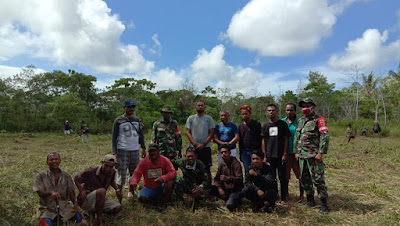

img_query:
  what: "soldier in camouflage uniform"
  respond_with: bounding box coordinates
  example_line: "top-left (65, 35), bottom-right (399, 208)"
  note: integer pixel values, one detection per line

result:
top-left (294, 98), bottom-right (330, 214)
top-left (151, 106), bottom-right (183, 169)
top-left (174, 147), bottom-right (208, 200)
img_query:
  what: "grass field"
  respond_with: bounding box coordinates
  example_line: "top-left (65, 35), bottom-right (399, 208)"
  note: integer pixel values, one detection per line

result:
top-left (1, 132), bottom-right (399, 226)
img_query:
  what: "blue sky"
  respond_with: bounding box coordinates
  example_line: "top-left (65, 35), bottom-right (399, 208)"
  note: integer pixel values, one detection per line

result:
top-left (0, 0), bottom-right (399, 96)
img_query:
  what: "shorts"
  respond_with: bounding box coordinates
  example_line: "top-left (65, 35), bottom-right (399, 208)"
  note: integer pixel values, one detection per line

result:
top-left (138, 184), bottom-right (164, 198)
top-left (80, 190), bottom-right (120, 213)
top-left (196, 147), bottom-right (212, 169)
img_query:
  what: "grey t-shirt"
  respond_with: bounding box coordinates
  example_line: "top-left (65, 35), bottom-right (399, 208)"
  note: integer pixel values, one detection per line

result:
top-left (186, 114), bottom-right (215, 148)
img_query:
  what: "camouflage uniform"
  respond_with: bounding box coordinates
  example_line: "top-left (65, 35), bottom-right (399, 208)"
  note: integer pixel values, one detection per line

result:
top-left (174, 159), bottom-right (208, 198)
top-left (294, 98), bottom-right (329, 200)
top-left (151, 106), bottom-right (182, 161)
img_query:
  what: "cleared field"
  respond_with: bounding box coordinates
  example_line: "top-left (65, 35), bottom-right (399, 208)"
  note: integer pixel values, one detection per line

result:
top-left (0, 132), bottom-right (399, 226)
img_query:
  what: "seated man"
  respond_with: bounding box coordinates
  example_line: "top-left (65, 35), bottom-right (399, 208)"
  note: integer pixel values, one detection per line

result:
top-left (210, 144), bottom-right (243, 211)
top-left (130, 143), bottom-right (176, 206)
top-left (33, 152), bottom-right (82, 226)
top-left (175, 147), bottom-right (208, 200)
top-left (74, 154), bottom-right (122, 226)
top-left (241, 151), bottom-right (277, 213)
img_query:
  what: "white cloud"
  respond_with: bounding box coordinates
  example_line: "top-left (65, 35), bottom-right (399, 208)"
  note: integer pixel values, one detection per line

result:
top-left (327, 29), bottom-right (400, 70)
top-left (0, 0), bottom-right (154, 75)
top-left (191, 44), bottom-right (263, 95)
top-left (148, 68), bottom-right (182, 91)
top-left (0, 65), bottom-right (46, 79)
top-left (225, 0), bottom-right (345, 56)
top-left (149, 34), bottom-right (162, 56)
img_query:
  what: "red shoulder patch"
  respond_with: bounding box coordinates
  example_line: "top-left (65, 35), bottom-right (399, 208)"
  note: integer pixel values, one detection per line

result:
top-left (318, 116), bottom-right (328, 133)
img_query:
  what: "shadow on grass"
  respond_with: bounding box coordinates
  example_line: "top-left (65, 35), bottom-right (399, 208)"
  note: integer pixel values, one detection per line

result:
top-left (329, 193), bottom-right (382, 214)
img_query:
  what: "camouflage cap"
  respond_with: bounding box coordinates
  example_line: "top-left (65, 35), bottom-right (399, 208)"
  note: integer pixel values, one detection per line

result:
top-left (299, 97), bottom-right (316, 107)
top-left (160, 105), bottom-right (173, 113)
top-left (148, 143), bottom-right (160, 151)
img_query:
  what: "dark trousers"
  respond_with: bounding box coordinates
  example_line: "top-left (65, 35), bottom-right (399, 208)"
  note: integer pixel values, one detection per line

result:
top-left (268, 157), bottom-right (288, 201)
top-left (210, 185), bottom-right (242, 211)
top-left (242, 186), bottom-right (277, 207)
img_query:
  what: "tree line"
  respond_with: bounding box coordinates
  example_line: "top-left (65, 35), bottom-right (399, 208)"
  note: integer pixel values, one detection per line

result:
top-left (1, 64), bottom-right (399, 134)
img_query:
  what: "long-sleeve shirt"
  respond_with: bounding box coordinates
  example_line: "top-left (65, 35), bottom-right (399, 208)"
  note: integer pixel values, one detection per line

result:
top-left (130, 155), bottom-right (177, 189)
top-left (151, 118), bottom-right (182, 159)
top-left (214, 157), bottom-right (243, 191)
top-left (294, 112), bottom-right (330, 158)
top-left (244, 163), bottom-right (276, 192)
top-left (112, 115), bottom-right (145, 154)
top-left (239, 119), bottom-right (262, 151)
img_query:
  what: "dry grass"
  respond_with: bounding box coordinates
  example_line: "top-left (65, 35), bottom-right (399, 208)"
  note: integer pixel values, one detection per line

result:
top-left (0, 132), bottom-right (399, 226)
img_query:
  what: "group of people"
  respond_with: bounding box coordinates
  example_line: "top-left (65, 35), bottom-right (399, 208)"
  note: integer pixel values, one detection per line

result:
top-left (35, 97), bottom-right (330, 226)
top-left (63, 120), bottom-right (90, 143)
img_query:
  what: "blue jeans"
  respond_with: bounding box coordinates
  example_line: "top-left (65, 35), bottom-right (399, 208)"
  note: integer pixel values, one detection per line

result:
top-left (240, 149), bottom-right (253, 177)
top-left (138, 184), bottom-right (164, 198)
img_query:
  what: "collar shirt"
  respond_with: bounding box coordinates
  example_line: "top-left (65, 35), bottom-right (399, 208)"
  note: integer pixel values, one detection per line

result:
top-left (33, 169), bottom-right (76, 220)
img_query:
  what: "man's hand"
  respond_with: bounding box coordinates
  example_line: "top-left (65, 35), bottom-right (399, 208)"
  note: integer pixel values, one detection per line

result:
top-left (51, 191), bottom-right (61, 200)
top-left (282, 153), bottom-right (287, 163)
top-left (295, 153), bottom-right (299, 161)
top-left (220, 175), bottom-right (229, 182)
top-left (192, 188), bottom-right (202, 198)
top-left (154, 176), bottom-right (164, 184)
top-left (141, 149), bottom-right (146, 158)
top-left (115, 189), bottom-right (123, 202)
top-left (197, 143), bottom-right (205, 151)
top-left (72, 202), bottom-right (79, 213)
top-left (249, 169), bottom-right (257, 177)
top-left (257, 190), bottom-right (265, 198)
top-left (79, 190), bottom-right (87, 202)
top-left (315, 153), bottom-right (322, 161)
top-left (113, 153), bottom-right (118, 161)
top-left (218, 188), bottom-right (225, 198)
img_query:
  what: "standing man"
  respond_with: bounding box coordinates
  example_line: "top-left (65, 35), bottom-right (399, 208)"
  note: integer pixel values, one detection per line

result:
top-left (294, 98), bottom-right (330, 214)
top-left (238, 105), bottom-right (262, 177)
top-left (261, 104), bottom-right (290, 204)
top-left (64, 120), bottom-right (71, 135)
top-left (210, 144), bottom-right (243, 211)
top-left (112, 100), bottom-right (146, 198)
top-left (282, 103), bottom-right (304, 202)
top-left (213, 110), bottom-right (239, 164)
top-left (81, 120), bottom-right (90, 143)
top-left (74, 154), bottom-right (122, 226)
top-left (186, 100), bottom-right (215, 185)
top-left (151, 105), bottom-right (182, 168)
top-left (361, 125), bottom-right (367, 136)
top-left (33, 152), bottom-right (82, 225)
top-left (130, 143), bottom-right (176, 206)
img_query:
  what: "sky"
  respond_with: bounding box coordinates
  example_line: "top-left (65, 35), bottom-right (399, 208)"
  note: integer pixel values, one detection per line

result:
top-left (1, 0), bottom-right (400, 96)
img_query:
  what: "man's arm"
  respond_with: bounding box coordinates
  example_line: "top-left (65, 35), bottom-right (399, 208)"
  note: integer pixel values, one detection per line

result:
top-left (160, 159), bottom-right (178, 183)
top-left (111, 119), bottom-right (119, 155)
top-left (228, 133), bottom-right (239, 146)
top-left (186, 128), bottom-right (198, 147)
top-left (151, 122), bottom-right (157, 143)
top-left (261, 137), bottom-right (267, 162)
top-left (230, 160), bottom-right (244, 183)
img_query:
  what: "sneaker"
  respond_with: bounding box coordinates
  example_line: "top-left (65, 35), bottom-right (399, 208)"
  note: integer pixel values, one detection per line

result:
top-left (127, 192), bottom-right (134, 198)
top-left (319, 204), bottom-right (330, 214)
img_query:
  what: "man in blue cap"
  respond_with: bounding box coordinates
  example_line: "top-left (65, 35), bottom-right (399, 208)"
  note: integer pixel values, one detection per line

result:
top-left (112, 100), bottom-right (146, 199)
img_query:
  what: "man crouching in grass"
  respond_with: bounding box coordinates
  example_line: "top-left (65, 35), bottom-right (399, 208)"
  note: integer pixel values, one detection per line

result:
top-left (130, 143), bottom-right (176, 208)
top-left (74, 154), bottom-right (122, 226)
top-left (242, 151), bottom-right (278, 213)
top-left (174, 147), bottom-right (208, 201)
top-left (209, 144), bottom-right (243, 211)
top-left (33, 152), bottom-right (82, 225)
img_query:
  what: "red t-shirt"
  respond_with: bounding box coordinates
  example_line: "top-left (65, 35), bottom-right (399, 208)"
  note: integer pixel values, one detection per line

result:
top-left (130, 155), bottom-right (176, 189)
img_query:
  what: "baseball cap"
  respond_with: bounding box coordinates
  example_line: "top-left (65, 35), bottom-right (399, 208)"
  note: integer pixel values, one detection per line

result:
top-left (102, 154), bottom-right (117, 163)
top-left (124, 100), bottom-right (136, 107)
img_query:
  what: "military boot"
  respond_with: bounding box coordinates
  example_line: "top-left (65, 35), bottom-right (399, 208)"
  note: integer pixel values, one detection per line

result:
top-left (306, 194), bottom-right (315, 207)
top-left (319, 198), bottom-right (330, 214)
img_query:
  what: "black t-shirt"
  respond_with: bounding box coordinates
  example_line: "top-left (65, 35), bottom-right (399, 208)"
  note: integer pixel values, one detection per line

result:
top-left (261, 119), bottom-right (290, 158)
top-left (239, 119), bottom-right (262, 151)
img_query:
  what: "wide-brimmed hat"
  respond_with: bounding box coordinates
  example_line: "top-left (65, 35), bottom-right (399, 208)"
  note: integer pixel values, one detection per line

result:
top-left (299, 97), bottom-right (316, 108)
top-left (160, 105), bottom-right (173, 113)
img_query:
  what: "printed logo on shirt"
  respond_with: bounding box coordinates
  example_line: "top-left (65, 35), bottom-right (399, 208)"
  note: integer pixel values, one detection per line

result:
top-left (269, 127), bottom-right (278, 136)
top-left (147, 168), bottom-right (163, 179)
